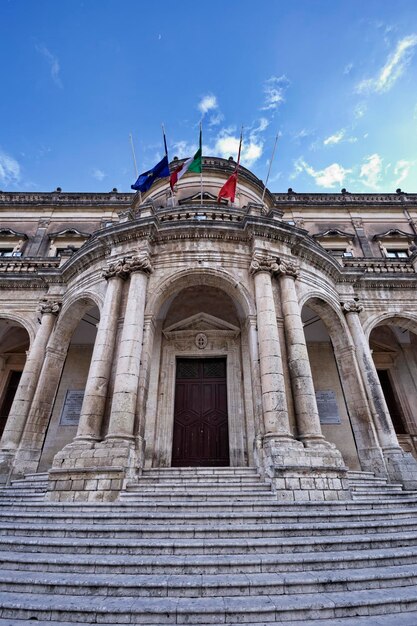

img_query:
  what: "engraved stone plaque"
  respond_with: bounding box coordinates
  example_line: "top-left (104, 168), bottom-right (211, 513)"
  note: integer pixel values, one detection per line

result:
top-left (59, 390), bottom-right (84, 426)
top-left (316, 390), bottom-right (341, 424)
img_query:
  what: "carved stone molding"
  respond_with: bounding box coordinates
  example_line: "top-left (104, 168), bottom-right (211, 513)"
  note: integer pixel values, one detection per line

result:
top-left (341, 300), bottom-right (364, 314)
top-left (38, 298), bottom-right (61, 316)
top-left (250, 255), bottom-right (279, 276)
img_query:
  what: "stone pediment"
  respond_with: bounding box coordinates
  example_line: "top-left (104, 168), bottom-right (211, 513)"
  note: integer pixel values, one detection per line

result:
top-left (178, 191), bottom-right (219, 205)
top-left (163, 313), bottom-right (240, 339)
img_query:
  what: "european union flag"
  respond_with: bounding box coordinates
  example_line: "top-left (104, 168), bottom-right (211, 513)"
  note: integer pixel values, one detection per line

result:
top-left (131, 155), bottom-right (170, 192)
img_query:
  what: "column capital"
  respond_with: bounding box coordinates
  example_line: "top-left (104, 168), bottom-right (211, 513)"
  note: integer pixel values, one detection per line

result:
top-left (38, 298), bottom-right (61, 316)
top-left (341, 299), bottom-right (364, 315)
top-left (103, 254), bottom-right (153, 281)
top-left (277, 260), bottom-right (299, 279)
top-left (250, 254), bottom-right (279, 276)
top-left (125, 254), bottom-right (153, 275)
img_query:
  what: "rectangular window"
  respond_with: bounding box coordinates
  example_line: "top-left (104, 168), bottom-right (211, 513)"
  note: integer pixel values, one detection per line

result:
top-left (386, 250), bottom-right (408, 258)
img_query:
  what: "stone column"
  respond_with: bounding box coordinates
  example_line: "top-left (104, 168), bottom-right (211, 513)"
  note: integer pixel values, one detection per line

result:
top-left (106, 254), bottom-right (152, 440)
top-left (75, 260), bottom-right (126, 441)
top-left (250, 255), bottom-right (293, 442)
top-left (342, 301), bottom-right (400, 451)
top-left (342, 300), bottom-right (417, 490)
top-left (0, 299), bottom-right (60, 452)
top-left (278, 261), bottom-right (326, 446)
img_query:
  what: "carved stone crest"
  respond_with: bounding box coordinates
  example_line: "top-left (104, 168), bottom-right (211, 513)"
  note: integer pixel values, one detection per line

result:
top-left (195, 332), bottom-right (208, 349)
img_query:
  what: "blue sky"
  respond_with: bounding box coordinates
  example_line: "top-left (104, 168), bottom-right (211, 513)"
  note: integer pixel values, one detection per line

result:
top-left (1, 0), bottom-right (417, 193)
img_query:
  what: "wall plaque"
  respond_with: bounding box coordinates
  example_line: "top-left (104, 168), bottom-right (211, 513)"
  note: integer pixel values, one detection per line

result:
top-left (59, 390), bottom-right (84, 426)
top-left (316, 390), bottom-right (341, 424)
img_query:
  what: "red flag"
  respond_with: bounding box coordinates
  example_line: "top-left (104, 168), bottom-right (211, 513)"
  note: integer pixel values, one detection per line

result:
top-left (217, 171), bottom-right (238, 202)
top-left (170, 163), bottom-right (183, 190)
top-left (217, 127), bottom-right (243, 203)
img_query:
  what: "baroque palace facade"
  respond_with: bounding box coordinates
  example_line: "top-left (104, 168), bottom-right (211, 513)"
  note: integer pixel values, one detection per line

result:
top-left (0, 156), bottom-right (417, 502)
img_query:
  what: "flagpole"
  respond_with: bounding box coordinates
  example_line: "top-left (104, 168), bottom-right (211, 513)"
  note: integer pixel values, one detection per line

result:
top-left (200, 122), bottom-right (203, 207)
top-left (129, 133), bottom-right (142, 205)
top-left (162, 123), bottom-right (176, 206)
top-left (261, 133), bottom-right (279, 206)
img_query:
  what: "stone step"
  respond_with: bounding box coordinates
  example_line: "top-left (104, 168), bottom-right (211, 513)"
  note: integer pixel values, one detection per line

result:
top-left (2, 544), bottom-right (417, 574)
top-left (0, 614), bottom-right (417, 626)
top-left (1, 586), bottom-right (417, 623)
top-left (3, 516), bottom-right (417, 538)
top-left (2, 505), bottom-right (417, 524)
top-left (3, 496), bottom-right (417, 512)
top-left (125, 485), bottom-right (273, 494)
top-left (1, 563), bottom-right (417, 597)
top-left (119, 491), bottom-right (278, 501)
top-left (2, 530), bottom-right (417, 555)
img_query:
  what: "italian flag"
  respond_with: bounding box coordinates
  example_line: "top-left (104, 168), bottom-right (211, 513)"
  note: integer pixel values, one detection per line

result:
top-left (170, 127), bottom-right (202, 190)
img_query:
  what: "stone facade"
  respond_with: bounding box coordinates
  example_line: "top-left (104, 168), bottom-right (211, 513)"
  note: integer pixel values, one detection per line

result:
top-left (1, 158), bottom-right (417, 500)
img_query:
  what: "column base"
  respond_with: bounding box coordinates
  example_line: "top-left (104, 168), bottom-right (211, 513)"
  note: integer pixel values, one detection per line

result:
top-left (261, 436), bottom-right (350, 502)
top-left (0, 450), bottom-right (15, 485)
top-left (48, 437), bottom-right (144, 502)
top-left (383, 447), bottom-right (417, 490)
top-left (356, 446), bottom-right (387, 478)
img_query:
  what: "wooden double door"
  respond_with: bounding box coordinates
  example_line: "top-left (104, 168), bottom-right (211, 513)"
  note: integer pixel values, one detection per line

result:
top-left (172, 357), bottom-right (229, 466)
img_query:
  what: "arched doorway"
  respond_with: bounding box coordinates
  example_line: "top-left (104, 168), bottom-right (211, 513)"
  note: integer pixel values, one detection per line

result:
top-left (301, 303), bottom-right (361, 470)
top-left (38, 304), bottom-right (99, 471)
top-left (370, 321), bottom-right (417, 458)
top-left (0, 319), bottom-right (30, 439)
top-left (144, 282), bottom-right (254, 468)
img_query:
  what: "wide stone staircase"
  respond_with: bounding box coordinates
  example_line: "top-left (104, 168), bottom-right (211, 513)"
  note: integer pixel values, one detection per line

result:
top-left (0, 467), bottom-right (417, 624)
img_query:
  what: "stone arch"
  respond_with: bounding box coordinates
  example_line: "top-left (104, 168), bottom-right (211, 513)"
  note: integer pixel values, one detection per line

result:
top-left (301, 293), bottom-right (384, 473)
top-left (145, 267), bottom-right (255, 321)
top-left (143, 267), bottom-right (255, 469)
top-left (48, 293), bottom-right (102, 353)
top-left (300, 292), bottom-right (352, 352)
top-left (0, 313), bottom-right (36, 347)
top-left (363, 312), bottom-right (417, 340)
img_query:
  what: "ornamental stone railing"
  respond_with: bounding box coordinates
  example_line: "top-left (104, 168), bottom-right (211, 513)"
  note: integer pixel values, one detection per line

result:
top-left (0, 258), bottom-right (61, 273)
top-left (342, 257), bottom-right (416, 273)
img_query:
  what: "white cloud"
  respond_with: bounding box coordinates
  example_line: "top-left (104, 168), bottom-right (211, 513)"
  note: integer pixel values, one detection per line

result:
top-left (256, 117), bottom-right (270, 132)
top-left (198, 94), bottom-right (218, 115)
top-left (0, 151), bottom-right (21, 186)
top-left (261, 75), bottom-right (289, 111)
top-left (171, 140), bottom-right (196, 159)
top-left (293, 128), bottom-right (314, 141)
top-left (359, 153), bottom-right (383, 189)
top-left (92, 168), bottom-right (106, 181)
top-left (344, 63), bottom-right (354, 75)
top-left (354, 102), bottom-right (367, 119)
top-left (323, 129), bottom-right (345, 146)
top-left (36, 44), bottom-right (63, 88)
top-left (214, 130), bottom-right (263, 167)
top-left (356, 34), bottom-right (417, 94)
top-left (208, 112), bottom-right (224, 127)
top-left (293, 158), bottom-right (351, 188)
top-left (394, 159), bottom-right (413, 186)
